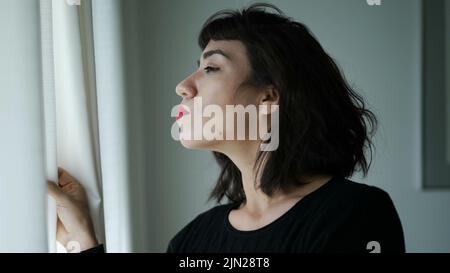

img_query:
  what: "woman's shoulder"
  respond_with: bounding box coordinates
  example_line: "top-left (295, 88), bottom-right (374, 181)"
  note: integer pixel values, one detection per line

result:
top-left (166, 203), bottom-right (234, 252)
top-left (317, 177), bottom-right (403, 236)
top-left (308, 176), bottom-right (401, 225)
top-left (338, 177), bottom-right (401, 222)
top-left (314, 177), bottom-right (405, 252)
top-left (328, 176), bottom-right (395, 205)
top-left (180, 203), bottom-right (232, 230)
top-left (190, 202), bottom-right (235, 226)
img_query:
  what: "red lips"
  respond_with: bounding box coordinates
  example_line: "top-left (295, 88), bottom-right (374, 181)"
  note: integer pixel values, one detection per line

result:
top-left (176, 104), bottom-right (189, 121)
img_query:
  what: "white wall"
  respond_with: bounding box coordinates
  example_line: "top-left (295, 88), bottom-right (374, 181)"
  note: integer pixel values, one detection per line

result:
top-left (120, 0), bottom-right (450, 252)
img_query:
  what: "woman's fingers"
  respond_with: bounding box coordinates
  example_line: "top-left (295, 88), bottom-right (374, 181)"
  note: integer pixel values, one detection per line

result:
top-left (58, 167), bottom-right (75, 187)
top-left (48, 168), bottom-right (98, 252)
top-left (54, 167), bottom-right (88, 204)
top-left (47, 181), bottom-right (66, 204)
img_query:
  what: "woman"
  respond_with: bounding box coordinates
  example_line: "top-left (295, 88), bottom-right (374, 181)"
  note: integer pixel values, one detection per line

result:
top-left (47, 3), bottom-right (405, 253)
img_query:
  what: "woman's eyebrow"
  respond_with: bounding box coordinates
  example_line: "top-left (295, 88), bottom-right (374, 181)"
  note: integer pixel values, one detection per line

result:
top-left (196, 49), bottom-right (232, 67)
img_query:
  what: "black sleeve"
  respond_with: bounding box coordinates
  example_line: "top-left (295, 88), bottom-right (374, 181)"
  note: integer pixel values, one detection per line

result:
top-left (322, 188), bottom-right (405, 253)
top-left (165, 224), bottom-right (190, 253)
top-left (165, 211), bottom-right (209, 253)
top-left (362, 188), bottom-right (405, 253)
top-left (166, 240), bottom-right (175, 253)
top-left (80, 244), bottom-right (105, 253)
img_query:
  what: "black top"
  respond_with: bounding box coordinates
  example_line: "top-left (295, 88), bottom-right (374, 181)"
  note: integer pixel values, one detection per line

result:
top-left (166, 176), bottom-right (405, 253)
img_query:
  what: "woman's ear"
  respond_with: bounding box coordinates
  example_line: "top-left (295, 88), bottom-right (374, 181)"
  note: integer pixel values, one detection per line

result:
top-left (259, 86), bottom-right (279, 115)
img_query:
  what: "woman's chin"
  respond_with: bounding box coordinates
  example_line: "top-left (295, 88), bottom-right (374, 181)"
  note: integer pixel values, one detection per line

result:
top-left (180, 138), bottom-right (219, 151)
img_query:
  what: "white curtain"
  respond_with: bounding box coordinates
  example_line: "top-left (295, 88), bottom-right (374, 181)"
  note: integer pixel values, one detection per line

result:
top-left (91, 0), bottom-right (133, 252)
top-left (44, 0), bottom-right (106, 252)
top-left (0, 0), bottom-right (131, 252)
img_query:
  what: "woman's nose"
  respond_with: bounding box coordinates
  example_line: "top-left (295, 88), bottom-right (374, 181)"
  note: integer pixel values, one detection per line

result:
top-left (175, 78), bottom-right (197, 99)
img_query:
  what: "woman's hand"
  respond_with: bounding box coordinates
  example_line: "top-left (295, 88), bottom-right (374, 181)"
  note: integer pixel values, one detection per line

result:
top-left (47, 167), bottom-right (98, 252)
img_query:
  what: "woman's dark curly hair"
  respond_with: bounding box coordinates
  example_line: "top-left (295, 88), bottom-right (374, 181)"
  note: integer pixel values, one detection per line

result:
top-left (199, 3), bottom-right (377, 204)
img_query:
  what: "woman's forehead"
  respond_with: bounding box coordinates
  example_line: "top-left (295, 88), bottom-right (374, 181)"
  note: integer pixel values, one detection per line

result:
top-left (202, 40), bottom-right (247, 59)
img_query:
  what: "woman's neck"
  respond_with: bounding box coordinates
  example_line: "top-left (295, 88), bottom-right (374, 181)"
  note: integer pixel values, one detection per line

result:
top-left (222, 141), bottom-right (332, 215)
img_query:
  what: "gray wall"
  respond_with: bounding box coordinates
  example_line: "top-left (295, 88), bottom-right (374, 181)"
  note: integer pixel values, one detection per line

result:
top-left (119, 0), bottom-right (450, 252)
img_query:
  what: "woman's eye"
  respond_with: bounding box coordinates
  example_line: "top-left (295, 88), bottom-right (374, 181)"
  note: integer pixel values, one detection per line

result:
top-left (204, 66), bottom-right (220, 74)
